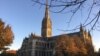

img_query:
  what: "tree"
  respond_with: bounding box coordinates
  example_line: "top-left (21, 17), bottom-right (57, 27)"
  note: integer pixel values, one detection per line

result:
top-left (32, 0), bottom-right (100, 31)
top-left (0, 50), bottom-right (16, 56)
top-left (0, 19), bottom-right (14, 51)
top-left (55, 35), bottom-right (88, 56)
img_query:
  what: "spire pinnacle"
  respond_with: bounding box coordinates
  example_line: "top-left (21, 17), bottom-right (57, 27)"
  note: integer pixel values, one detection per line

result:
top-left (80, 24), bottom-right (84, 32)
top-left (46, 0), bottom-right (48, 6)
top-left (45, 0), bottom-right (49, 19)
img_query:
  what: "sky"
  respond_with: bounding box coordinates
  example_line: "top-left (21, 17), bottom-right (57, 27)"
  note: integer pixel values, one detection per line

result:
top-left (0, 0), bottom-right (100, 51)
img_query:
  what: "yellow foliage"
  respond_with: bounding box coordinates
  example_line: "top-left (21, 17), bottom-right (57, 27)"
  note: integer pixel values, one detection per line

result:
top-left (0, 19), bottom-right (14, 50)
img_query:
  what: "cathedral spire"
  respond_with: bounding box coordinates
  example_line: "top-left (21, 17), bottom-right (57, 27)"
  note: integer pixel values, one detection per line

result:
top-left (41, 0), bottom-right (52, 37)
top-left (45, 0), bottom-right (50, 19)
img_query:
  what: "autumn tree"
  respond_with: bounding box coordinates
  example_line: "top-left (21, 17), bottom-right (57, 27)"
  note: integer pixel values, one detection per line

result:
top-left (0, 19), bottom-right (14, 51)
top-left (54, 35), bottom-right (95, 56)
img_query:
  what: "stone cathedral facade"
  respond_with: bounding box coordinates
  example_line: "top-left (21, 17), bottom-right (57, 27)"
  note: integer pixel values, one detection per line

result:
top-left (17, 1), bottom-right (94, 56)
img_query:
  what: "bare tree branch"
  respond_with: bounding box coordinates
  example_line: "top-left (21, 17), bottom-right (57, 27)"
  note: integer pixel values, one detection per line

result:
top-left (32, 0), bottom-right (100, 32)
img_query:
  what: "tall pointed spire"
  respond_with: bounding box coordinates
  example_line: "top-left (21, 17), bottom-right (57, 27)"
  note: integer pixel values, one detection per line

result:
top-left (45, 0), bottom-right (50, 19)
top-left (41, 0), bottom-right (52, 37)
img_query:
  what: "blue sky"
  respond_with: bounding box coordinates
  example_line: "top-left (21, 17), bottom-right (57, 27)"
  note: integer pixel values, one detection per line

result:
top-left (0, 0), bottom-right (100, 51)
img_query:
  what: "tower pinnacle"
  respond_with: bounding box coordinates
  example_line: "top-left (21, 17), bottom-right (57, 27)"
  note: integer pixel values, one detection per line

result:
top-left (45, 0), bottom-right (50, 19)
top-left (41, 0), bottom-right (52, 37)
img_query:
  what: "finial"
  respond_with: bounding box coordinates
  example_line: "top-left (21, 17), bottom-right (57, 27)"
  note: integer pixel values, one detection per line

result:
top-left (46, 0), bottom-right (49, 10)
top-left (44, 0), bottom-right (50, 19)
top-left (46, 0), bottom-right (48, 6)
top-left (80, 23), bottom-right (84, 32)
top-left (80, 23), bottom-right (83, 29)
top-left (45, 0), bottom-right (49, 9)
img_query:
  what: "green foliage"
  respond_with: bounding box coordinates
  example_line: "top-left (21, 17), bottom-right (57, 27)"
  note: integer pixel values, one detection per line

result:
top-left (0, 19), bottom-right (14, 50)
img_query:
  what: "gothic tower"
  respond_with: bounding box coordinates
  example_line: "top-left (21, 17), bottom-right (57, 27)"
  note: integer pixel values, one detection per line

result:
top-left (41, 0), bottom-right (52, 37)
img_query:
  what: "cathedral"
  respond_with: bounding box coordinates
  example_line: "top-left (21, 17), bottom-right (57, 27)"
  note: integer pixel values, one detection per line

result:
top-left (17, 0), bottom-right (94, 56)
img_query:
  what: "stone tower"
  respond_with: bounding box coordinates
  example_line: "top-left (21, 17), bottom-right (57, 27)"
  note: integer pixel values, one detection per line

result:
top-left (41, 0), bottom-right (52, 37)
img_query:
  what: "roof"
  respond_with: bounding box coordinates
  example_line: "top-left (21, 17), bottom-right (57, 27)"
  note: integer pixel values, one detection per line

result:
top-left (31, 31), bottom-right (80, 40)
